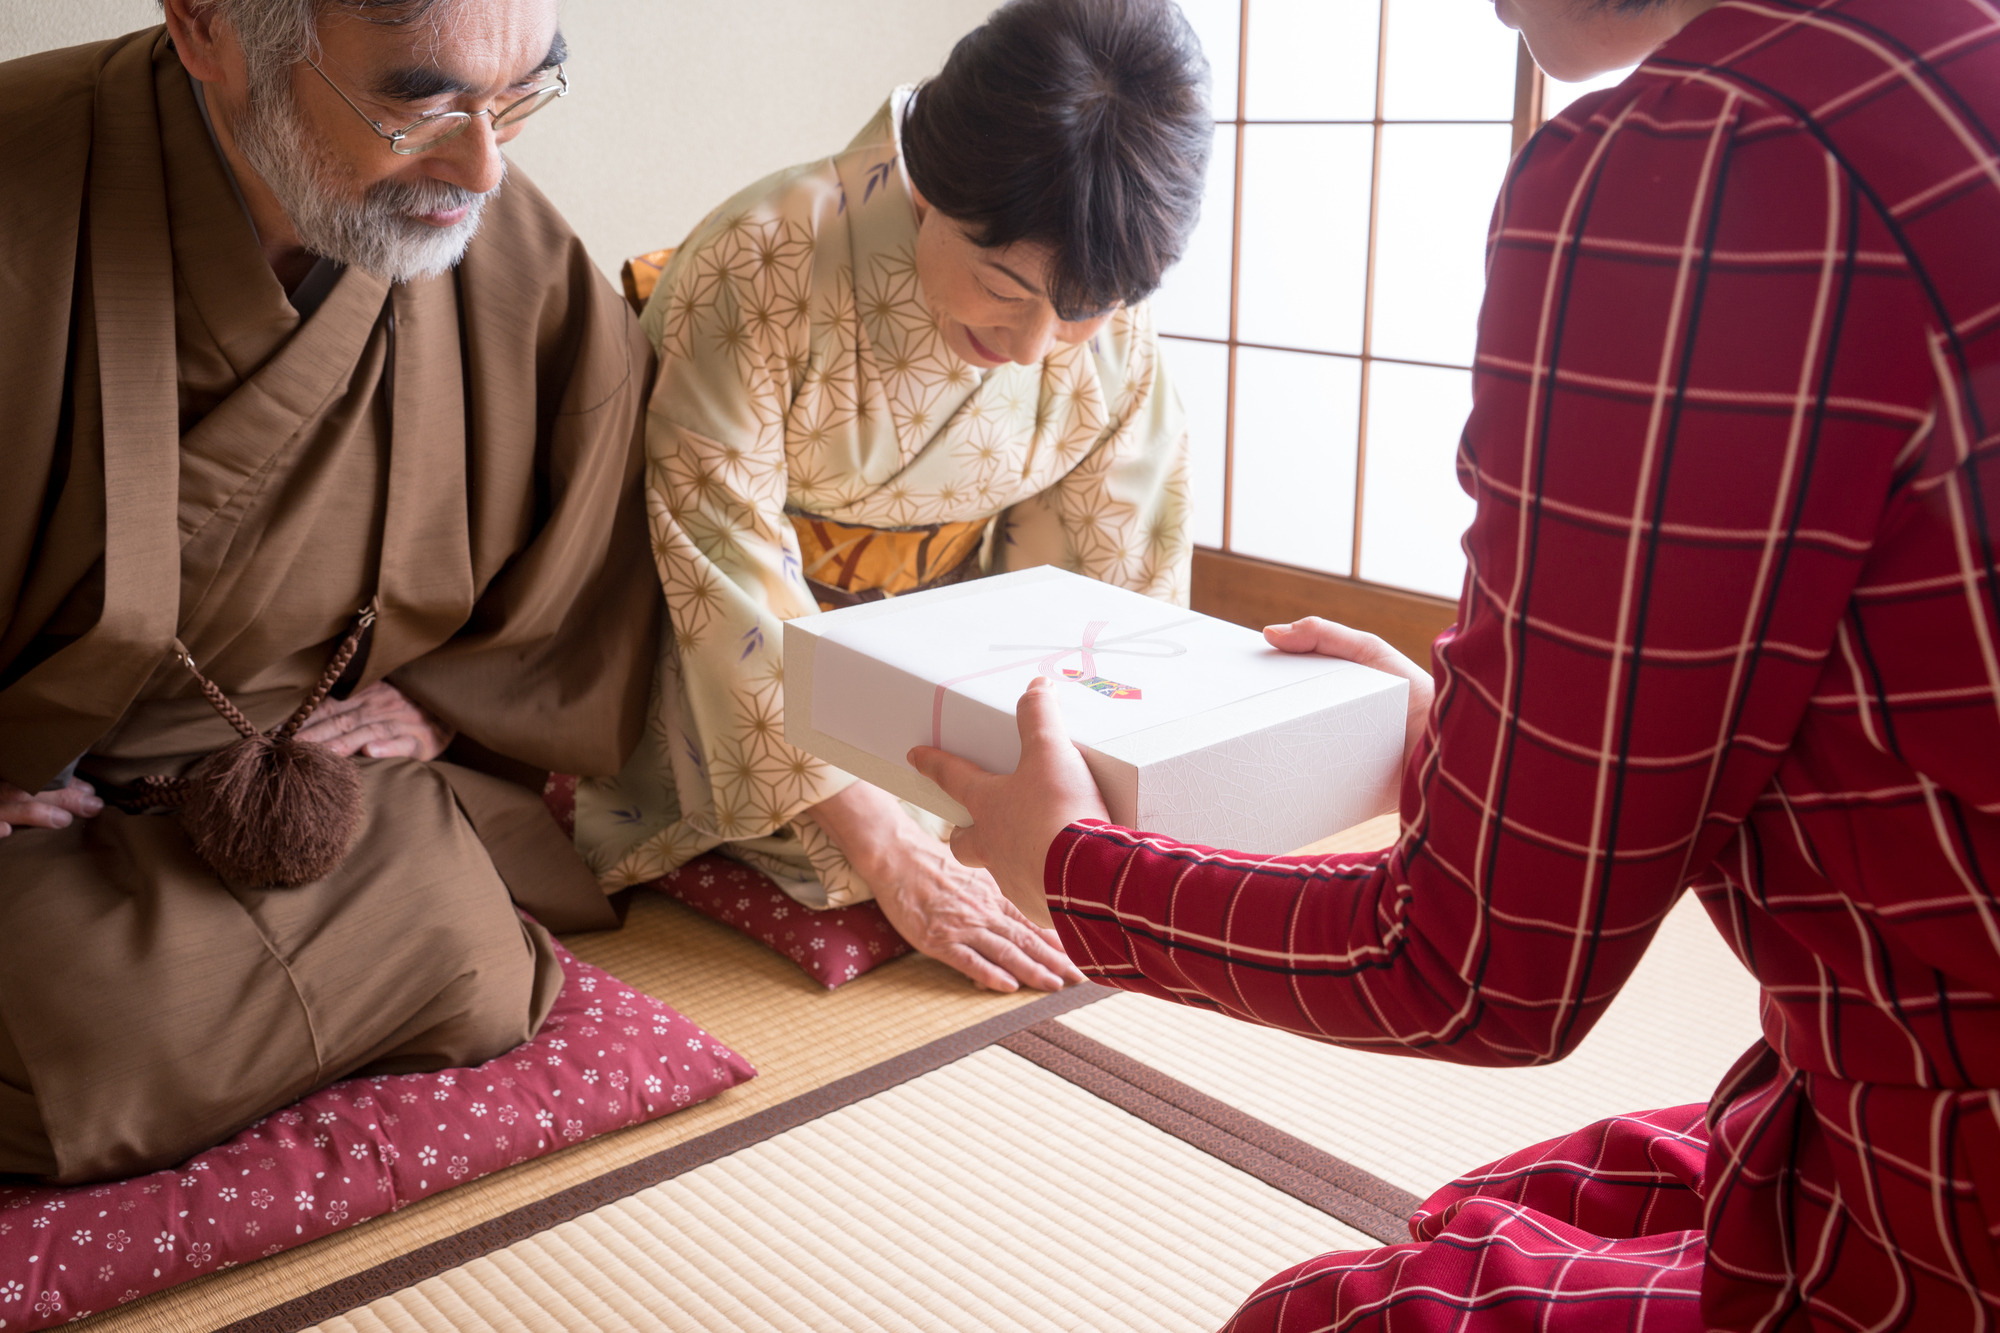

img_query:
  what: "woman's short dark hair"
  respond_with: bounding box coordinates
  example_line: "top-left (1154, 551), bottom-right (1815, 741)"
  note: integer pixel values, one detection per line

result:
top-left (900, 0), bottom-right (1212, 322)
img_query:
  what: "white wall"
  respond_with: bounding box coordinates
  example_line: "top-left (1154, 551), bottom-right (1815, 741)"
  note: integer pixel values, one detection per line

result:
top-left (0, 0), bottom-right (996, 278)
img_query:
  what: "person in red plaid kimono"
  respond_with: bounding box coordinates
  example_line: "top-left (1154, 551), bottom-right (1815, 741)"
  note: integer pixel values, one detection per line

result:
top-left (914, 0), bottom-right (2000, 1326)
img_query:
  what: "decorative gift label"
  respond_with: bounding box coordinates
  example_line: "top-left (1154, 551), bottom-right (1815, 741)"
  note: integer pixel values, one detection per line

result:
top-left (1062, 669), bottom-right (1142, 700)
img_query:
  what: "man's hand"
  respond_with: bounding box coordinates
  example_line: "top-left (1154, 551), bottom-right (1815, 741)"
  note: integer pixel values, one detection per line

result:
top-left (293, 680), bottom-right (455, 761)
top-left (0, 777), bottom-right (104, 838)
top-left (1264, 618), bottom-right (1434, 776)
top-left (806, 779), bottom-right (1085, 992)
top-left (908, 675), bottom-right (1110, 929)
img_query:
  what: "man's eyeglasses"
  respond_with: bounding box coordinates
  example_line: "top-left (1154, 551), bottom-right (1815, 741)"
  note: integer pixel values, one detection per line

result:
top-left (304, 57), bottom-right (569, 156)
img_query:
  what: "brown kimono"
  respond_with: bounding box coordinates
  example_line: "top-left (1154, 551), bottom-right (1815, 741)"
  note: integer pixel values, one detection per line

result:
top-left (0, 30), bottom-right (659, 1184)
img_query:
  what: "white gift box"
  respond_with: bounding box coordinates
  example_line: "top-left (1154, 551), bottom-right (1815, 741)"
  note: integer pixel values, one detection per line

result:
top-left (784, 567), bottom-right (1408, 854)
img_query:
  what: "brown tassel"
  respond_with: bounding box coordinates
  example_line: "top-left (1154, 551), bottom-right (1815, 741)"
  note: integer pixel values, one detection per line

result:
top-left (168, 609), bottom-right (375, 888)
top-left (179, 734), bottom-right (363, 887)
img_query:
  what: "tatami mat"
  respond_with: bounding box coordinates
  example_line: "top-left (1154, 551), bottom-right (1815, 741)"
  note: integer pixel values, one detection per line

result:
top-left (81, 895), bottom-right (1048, 1333)
top-left (1057, 891), bottom-right (1764, 1198)
top-left (79, 813), bottom-right (1765, 1331)
top-left (306, 1047), bottom-right (1373, 1333)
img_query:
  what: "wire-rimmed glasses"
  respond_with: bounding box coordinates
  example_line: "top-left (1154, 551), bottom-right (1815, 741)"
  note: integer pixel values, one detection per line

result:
top-left (304, 57), bottom-right (569, 155)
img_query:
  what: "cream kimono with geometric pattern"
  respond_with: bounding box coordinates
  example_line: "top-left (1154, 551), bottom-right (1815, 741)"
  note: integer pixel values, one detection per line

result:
top-left (576, 90), bottom-right (1191, 908)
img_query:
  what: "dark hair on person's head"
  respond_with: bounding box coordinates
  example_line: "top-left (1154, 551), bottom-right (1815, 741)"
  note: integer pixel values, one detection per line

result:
top-left (900, 0), bottom-right (1212, 322)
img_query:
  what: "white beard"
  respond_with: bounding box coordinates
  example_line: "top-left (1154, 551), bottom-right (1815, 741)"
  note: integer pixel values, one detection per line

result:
top-left (231, 66), bottom-right (501, 285)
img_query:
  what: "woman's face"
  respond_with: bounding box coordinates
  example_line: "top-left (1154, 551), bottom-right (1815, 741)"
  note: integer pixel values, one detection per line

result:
top-left (1493, 0), bottom-right (1715, 83)
top-left (912, 193), bottom-right (1116, 369)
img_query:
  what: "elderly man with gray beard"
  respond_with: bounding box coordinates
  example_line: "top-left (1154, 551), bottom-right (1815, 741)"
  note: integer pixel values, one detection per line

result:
top-left (0, 0), bottom-right (660, 1184)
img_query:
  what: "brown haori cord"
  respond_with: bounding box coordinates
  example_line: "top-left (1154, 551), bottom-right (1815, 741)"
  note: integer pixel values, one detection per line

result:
top-left (125, 606), bottom-right (377, 887)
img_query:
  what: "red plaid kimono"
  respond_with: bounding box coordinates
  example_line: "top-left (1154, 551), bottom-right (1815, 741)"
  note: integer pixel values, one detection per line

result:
top-left (1049, 2), bottom-right (2000, 1328)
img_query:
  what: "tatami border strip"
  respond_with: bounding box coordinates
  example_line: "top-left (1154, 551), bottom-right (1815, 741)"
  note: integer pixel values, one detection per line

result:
top-left (220, 984), bottom-right (1112, 1333)
top-left (1003, 1020), bottom-right (1422, 1244)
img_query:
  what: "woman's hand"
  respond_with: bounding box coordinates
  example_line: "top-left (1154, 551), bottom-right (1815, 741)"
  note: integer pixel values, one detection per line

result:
top-left (908, 675), bottom-right (1110, 929)
top-left (1264, 618), bottom-right (1434, 776)
top-left (0, 777), bottom-right (104, 838)
top-left (806, 779), bottom-right (1085, 992)
top-left (294, 681), bottom-right (455, 761)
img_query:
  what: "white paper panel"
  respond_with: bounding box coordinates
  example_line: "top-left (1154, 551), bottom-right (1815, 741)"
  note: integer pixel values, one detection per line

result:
top-left (1358, 360), bottom-right (1475, 597)
top-left (1244, 0), bottom-right (1380, 122)
top-left (1150, 126), bottom-right (1236, 341)
top-left (1381, 0), bottom-right (1520, 121)
top-left (1237, 124), bottom-right (1373, 356)
top-left (1542, 63), bottom-right (1638, 117)
top-left (1230, 347), bottom-right (1360, 575)
top-left (1368, 123), bottom-right (1512, 368)
top-left (1174, 0), bottom-right (1243, 116)
top-left (1161, 336), bottom-right (1230, 548)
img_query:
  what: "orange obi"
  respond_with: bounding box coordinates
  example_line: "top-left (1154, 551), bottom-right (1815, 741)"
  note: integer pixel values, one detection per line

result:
top-left (789, 512), bottom-right (990, 611)
top-left (620, 247), bottom-right (674, 313)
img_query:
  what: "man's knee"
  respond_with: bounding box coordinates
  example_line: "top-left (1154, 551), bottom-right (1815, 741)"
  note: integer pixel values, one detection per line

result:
top-left (0, 1010), bottom-right (55, 1178)
top-left (0, 762), bottom-right (553, 1183)
top-left (356, 911), bottom-right (556, 1076)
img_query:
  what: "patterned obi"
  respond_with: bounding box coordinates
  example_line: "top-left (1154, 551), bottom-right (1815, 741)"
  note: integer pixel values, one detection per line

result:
top-left (788, 511), bottom-right (989, 611)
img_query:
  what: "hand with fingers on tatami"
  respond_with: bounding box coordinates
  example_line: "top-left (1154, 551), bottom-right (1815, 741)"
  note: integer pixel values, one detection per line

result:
top-left (805, 779), bottom-right (1085, 991)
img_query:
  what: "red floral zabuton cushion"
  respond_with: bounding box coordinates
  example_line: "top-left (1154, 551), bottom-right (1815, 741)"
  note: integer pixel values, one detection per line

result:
top-left (0, 939), bottom-right (753, 1330)
top-left (656, 851), bottom-right (914, 988)
top-left (543, 774), bottom-right (912, 989)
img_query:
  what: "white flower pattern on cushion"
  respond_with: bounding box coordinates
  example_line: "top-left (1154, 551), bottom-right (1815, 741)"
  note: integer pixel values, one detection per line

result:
top-left (0, 937), bottom-right (754, 1333)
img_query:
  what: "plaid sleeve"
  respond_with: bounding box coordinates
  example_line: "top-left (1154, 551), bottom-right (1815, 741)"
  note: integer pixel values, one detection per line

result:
top-left (1048, 71), bottom-right (1934, 1067)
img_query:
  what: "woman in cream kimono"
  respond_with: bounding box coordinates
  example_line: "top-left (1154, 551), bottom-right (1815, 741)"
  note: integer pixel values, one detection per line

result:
top-left (579, 0), bottom-right (1211, 990)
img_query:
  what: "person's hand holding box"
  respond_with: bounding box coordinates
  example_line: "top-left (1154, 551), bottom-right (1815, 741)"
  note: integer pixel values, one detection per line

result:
top-left (912, 616), bottom-right (1436, 925)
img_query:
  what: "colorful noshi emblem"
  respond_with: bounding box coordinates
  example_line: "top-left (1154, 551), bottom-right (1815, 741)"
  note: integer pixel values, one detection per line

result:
top-left (1062, 669), bottom-right (1143, 700)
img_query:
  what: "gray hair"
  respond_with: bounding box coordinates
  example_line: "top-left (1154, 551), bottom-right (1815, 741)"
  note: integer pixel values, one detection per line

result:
top-left (163, 0), bottom-right (496, 285)
top-left (164, 0), bottom-right (457, 69)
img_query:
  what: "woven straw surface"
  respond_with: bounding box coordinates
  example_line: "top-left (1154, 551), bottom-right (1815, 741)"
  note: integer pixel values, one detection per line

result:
top-left (1060, 890), bottom-right (1764, 1197)
top-left (70, 804), bottom-right (1576, 1320)
top-left (309, 1048), bottom-right (1373, 1333)
top-left (77, 895), bottom-right (1043, 1332)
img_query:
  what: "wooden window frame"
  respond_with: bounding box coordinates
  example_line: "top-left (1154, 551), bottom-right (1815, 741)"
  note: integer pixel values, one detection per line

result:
top-left (1184, 12), bottom-right (1550, 663)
